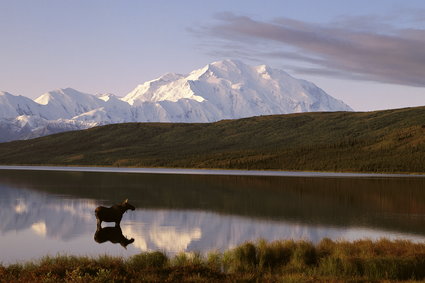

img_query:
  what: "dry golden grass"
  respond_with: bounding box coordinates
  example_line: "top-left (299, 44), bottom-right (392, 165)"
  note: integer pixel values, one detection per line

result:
top-left (2, 239), bottom-right (425, 282)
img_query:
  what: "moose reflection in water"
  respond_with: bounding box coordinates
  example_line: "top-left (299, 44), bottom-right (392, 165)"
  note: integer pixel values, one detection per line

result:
top-left (94, 199), bottom-right (136, 248)
top-left (94, 226), bottom-right (135, 248)
top-left (95, 199), bottom-right (135, 228)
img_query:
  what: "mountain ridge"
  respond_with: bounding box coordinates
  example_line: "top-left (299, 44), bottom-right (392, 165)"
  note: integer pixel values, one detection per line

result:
top-left (0, 60), bottom-right (352, 142)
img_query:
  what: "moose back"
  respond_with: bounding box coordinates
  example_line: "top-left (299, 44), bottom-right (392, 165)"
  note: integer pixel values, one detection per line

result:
top-left (95, 199), bottom-right (135, 228)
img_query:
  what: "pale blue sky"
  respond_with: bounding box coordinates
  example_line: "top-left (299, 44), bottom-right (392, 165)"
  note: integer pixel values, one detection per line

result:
top-left (1, 0), bottom-right (425, 110)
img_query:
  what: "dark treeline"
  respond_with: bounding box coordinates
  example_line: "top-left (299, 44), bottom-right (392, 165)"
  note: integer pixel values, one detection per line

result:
top-left (0, 106), bottom-right (425, 173)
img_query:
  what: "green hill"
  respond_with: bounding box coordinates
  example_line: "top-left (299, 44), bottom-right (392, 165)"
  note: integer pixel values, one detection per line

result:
top-left (1, 106), bottom-right (425, 173)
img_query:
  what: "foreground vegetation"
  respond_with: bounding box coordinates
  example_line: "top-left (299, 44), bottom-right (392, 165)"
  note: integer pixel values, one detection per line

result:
top-left (1, 106), bottom-right (425, 173)
top-left (3, 239), bottom-right (425, 282)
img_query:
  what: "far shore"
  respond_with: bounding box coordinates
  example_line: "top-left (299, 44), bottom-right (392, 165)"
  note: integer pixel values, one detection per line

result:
top-left (0, 165), bottom-right (424, 178)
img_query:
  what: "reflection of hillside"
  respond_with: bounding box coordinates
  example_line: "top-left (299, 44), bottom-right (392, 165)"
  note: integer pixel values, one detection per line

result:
top-left (1, 170), bottom-right (425, 236)
top-left (1, 181), bottom-right (425, 255)
top-left (123, 210), bottom-right (425, 253)
top-left (0, 185), bottom-right (97, 240)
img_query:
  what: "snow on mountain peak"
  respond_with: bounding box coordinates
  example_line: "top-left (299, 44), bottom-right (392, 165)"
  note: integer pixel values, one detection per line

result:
top-left (123, 72), bottom-right (203, 105)
top-left (35, 88), bottom-right (96, 105)
top-left (122, 60), bottom-right (352, 121)
top-left (33, 88), bottom-right (108, 120)
top-left (0, 60), bottom-right (352, 141)
top-left (0, 91), bottom-right (13, 97)
top-left (0, 91), bottom-right (42, 119)
top-left (97, 93), bottom-right (117, 102)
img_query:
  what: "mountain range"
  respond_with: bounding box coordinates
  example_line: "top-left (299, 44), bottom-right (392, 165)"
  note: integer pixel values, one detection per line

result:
top-left (0, 60), bottom-right (352, 142)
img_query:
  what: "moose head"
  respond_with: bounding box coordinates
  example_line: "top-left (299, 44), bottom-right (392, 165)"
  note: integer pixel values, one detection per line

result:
top-left (122, 199), bottom-right (135, 212)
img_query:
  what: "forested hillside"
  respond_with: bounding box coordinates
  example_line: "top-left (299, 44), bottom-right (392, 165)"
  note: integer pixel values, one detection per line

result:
top-left (0, 107), bottom-right (424, 173)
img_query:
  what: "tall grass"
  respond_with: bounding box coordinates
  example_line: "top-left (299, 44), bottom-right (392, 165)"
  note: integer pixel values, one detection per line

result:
top-left (2, 239), bottom-right (425, 282)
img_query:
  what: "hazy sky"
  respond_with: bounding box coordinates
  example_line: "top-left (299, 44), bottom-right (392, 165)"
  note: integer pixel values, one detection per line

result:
top-left (1, 0), bottom-right (425, 111)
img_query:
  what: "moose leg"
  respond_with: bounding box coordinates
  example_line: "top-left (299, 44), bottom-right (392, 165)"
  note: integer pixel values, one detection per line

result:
top-left (97, 218), bottom-right (102, 229)
top-left (115, 215), bottom-right (123, 227)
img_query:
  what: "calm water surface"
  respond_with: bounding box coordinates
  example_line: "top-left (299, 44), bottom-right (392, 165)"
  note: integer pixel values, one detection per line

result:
top-left (1, 168), bottom-right (425, 264)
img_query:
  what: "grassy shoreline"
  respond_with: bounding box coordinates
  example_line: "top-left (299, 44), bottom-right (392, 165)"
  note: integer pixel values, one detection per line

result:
top-left (3, 238), bottom-right (425, 282)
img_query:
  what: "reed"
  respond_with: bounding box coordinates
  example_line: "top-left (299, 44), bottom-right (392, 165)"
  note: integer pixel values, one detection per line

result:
top-left (2, 238), bottom-right (425, 282)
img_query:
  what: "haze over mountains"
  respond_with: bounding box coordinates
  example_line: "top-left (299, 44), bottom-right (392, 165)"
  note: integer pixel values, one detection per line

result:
top-left (0, 60), bottom-right (352, 142)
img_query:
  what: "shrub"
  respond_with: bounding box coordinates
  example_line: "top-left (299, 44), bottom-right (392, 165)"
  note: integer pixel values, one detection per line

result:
top-left (227, 242), bottom-right (257, 272)
top-left (257, 239), bottom-right (293, 271)
top-left (4, 238), bottom-right (425, 281)
top-left (291, 241), bottom-right (317, 268)
top-left (206, 251), bottom-right (222, 271)
top-left (127, 251), bottom-right (167, 270)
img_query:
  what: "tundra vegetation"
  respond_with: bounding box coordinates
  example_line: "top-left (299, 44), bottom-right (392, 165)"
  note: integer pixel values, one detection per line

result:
top-left (0, 107), bottom-right (425, 173)
top-left (2, 238), bottom-right (425, 282)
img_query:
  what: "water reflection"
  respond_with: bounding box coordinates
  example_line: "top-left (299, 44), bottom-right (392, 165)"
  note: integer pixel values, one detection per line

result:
top-left (122, 210), bottom-right (425, 253)
top-left (31, 221), bottom-right (47, 236)
top-left (93, 199), bottom-right (136, 249)
top-left (94, 226), bottom-right (134, 249)
top-left (0, 186), bottom-right (97, 240)
top-left (1, 169), bottom-right (425, 264)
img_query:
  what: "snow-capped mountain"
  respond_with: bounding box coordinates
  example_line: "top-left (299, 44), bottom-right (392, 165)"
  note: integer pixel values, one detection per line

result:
top-left (0, 91), bottom-right (43, 118)
top-left (123, 60), bottom-right (352, 121)
top-left (0, 60), bottom-right (352, 142)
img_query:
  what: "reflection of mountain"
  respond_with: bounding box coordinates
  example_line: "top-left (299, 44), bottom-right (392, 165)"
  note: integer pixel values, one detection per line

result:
top-left (1, 169), bottom-right (425, 237)
top-left (122, 210), bottom-right (425, 253)
top-left (2, 183), bottom-right (424, 256)
top-left (0, 185), bottom-right (97, 240)
top-left (122, 220), bottom-right (202, 252)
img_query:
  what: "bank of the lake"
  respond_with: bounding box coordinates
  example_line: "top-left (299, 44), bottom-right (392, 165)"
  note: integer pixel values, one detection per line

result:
top-left (0, 107), bottom-right (425, 174)
top-left (2, 238), bottom-right (425, 282)
top-left (1, 165), bottom-right (424, 178)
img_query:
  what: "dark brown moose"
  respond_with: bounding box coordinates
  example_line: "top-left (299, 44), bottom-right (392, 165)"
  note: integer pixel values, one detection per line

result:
top-left (94, 226), bottom-right (135, 248)
top-left (95, 199), bottom-right (135, 228)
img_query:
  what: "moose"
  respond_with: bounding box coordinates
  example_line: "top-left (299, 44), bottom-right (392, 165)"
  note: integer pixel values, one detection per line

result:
top-left (95, 199), bottom-right (135, 228)
top-left (94, 226), bottom-right (135, 248)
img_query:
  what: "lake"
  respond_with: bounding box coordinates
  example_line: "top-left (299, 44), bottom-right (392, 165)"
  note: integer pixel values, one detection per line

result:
top-left (1, 167), bottom-right (425, 264)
